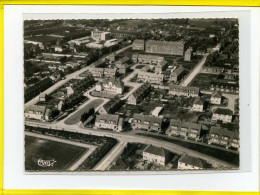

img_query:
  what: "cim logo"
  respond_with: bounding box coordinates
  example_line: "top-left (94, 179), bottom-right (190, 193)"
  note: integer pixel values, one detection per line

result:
top-left (38, 158), bottom-right (57, 167)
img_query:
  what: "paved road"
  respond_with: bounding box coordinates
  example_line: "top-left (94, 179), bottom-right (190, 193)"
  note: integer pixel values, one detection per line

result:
top-left (93, 141), bottom-right (127, 171)
top-left (25, 121), bottom-right (236, 168)
top-left (25, 45), bottom-right (132, 109)
top-left (180, 54), bottom-right (209, 86)
top-left (180, 44), bottom-right (221, 87)
top-left (68, 147), bottom-right (96, 171)
top-left (121, 69), bottom-right (142, 100)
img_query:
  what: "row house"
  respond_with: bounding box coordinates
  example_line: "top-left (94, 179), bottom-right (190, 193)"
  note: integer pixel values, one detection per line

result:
top-left (132, 54), bottom-right (165, 65)
top-left (127, 83), bottom-right (151, 105)
top-left (167, 119), bottom-right (202, 141)
top-left (94, 114), bottom-right (124, 132)
top-left (132, 114), bottom-right (163, 132)
top-left (95, 78), bottom-right (124, 94)
top-left (143, 145), bottom-right (170, 166)
top-left (211, 108), bottom-right (233, 123)
top-left (89, 67), bottom-right (104, 78)
top-left (178, 155), bottom-right (207, 170)
top-left (168, 85), bottom-right (200, 97)
top-left (104, 68), bottom-right (117, 78)
top-left (210, 81), bottom-right (239, 94)
top-left (137, 72), bottom-right (164, 84)
top-left (24, 77), bottom-right (53, 103)
top-left (208, 127), bottom-right (239, 149)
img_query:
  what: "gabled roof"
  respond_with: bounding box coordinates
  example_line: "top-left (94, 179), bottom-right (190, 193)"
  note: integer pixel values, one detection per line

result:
top-left (193, 97), bottom-right (205, 105)
top-left (210, 127), bottom-right (239, 140)
top-left (178, 155), bottom-right (206, 168)
top-left (211, 91), bottom-right (222, 98)
top-left (133, 113), bottom-right (163, 126)
top-left (169, 85), bottom-right (200, 94)
top-left (171, 67), bottom-right (184, 77)
top-left (214, 108), bottom-right (233, 116)
top-left (143, 145), bottom-right (168, 157)
top-left (95, 114), bottom-right (119, 124)
top-left (101, 78), bottom-right (124, 88)
top-left (25, 105), bottom-right (46, 113)
top-left (131, 83), bottom-right (151, 99)
top-left (39, 92), bottom-right (46, 98)
top-left (104, 68), bottom-right (117, 74)
top-left (133, 39), bottom-right (144, 44)
top-left (115, 56), bottom-right (130, 64)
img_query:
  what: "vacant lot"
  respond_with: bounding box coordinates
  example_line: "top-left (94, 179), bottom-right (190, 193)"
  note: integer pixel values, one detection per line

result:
top-left (25, 136), bottom-right (86, 171)
top-left (64, 99), bottom-right (104, 125)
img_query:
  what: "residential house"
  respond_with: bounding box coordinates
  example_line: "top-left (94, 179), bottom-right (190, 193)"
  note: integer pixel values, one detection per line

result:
top-left (94, 114), bottom-right (124, 132)
top-left (127, 83), bottom-right (151, 105)
top-left (143, 145), bottom-right (170, 166)
top-left (192, 97), bottom-right (205, 112)
top-left (66, 86), bottom-right (74, 97)
top-left (39, 93), bottom-right (47, 102)
top-left (95, 78), bottom-right (124, 94)
top-left (116, 63), bottom-right (130, 75)
top-left (89, 67), bottom-right (104, 78)
top-left (104, 68), bottom-right (117, 78)
top-left (167, 119), bottom-right (202, 141)
top-left (24, 105), bottom-right (51, 121)
top-left (208, 127), bottom-right (239, 149)
top-left (133, 39), bottom-right (145, 50)
top-left (210, 91), bottom-right (222, 105)
top-left (184, 47), bottom-right (193, 61)
top-left (137, 72), bottom-right (164, 84)
top-left (211, 108), bottom-right (233, 123)
top-left (210, 81), bottom-right (239, 94)
top-left (178, 155), bottom-right (206, 170)
top-left (133, 54), bottom-right (165, 65)
top-left (57, 100), bottom-right (65, 111)
top-left (115, 56), bottom-right (130, 66)
top-left (151, 107), bottom-right (163, 117)
top-left (132, 114), bottom-right (163, 132)
top-left (155, 60), bottom-right (168, 73)
top-left (90, 60), bottom-right (106, 68)
top-left (170, 67), bottom-right (185, 82)
top-left (106, 53), bottom-right (118, 62)
top-left (168, 85), bottom-right (200, 97)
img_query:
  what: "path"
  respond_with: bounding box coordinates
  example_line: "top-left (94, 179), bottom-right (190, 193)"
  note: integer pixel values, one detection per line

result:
top-left (93, 141), bottom-right (127, 171)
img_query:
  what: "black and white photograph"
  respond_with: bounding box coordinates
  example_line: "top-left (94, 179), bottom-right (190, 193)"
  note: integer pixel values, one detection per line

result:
top-left (23, 18), bottom-right (240, 172)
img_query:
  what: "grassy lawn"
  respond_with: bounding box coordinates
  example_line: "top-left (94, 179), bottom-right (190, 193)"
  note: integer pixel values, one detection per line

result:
top-left (64, 99), bottom-right (104, 125)
top-left (25, 136), bottom-right (87, 171)
top-left (135, 133), bottom-right (239, 166)
top-left (189, 73), bottom-right (219, 90)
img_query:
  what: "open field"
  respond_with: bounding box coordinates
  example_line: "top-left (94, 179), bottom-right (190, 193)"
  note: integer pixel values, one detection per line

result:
top-left (64, 99), bottom-right (104, 125)
top-left (25, 136), bottom-right (86, 171)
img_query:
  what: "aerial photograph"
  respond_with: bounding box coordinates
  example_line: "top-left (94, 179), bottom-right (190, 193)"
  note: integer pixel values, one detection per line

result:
top-left (24, 18), bottom-right (239, 172)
